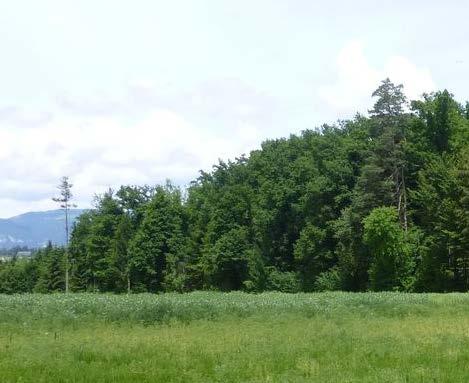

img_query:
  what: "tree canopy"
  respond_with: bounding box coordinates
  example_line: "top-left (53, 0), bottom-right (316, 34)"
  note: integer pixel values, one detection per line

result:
top-left (2, 79), bottom-right (469, 293)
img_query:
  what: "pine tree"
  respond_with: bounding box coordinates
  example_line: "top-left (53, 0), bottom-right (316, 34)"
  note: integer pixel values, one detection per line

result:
top-left (129, 185), bottom-right (187, 292)
top-left (52, 176), bottom-right (76, 292)
top-left (369, 78), bottom-right (409, 230)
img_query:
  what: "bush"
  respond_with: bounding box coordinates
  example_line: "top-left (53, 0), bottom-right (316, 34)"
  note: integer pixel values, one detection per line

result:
top-left (314, 267), bottom-right (341, 291)
top-left (265, 268), bottom-right (300, 293)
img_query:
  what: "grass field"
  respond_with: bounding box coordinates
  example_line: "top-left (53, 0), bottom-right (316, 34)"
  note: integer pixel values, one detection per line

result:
top-left (1, 292), bottom-right (469, 382)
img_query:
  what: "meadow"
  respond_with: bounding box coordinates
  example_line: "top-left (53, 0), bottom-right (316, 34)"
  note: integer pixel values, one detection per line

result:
top-left (1, 292), bottom-right (469, 382)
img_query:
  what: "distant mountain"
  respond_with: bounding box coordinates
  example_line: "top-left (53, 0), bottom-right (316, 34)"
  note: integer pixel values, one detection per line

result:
top-left (0, 209), bottom-right (85, 249)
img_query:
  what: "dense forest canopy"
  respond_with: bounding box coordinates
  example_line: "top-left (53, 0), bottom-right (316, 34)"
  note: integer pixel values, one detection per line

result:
top-left (2, 79), bottom-right (469, 293)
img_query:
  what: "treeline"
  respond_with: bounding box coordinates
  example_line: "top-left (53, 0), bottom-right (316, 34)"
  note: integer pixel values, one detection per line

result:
top-left (0, 243), bottom-right (64, 293)
top-left (1, 79), bottom-right (469, 294)
top-left (0, 246), bottom-right (31, 257)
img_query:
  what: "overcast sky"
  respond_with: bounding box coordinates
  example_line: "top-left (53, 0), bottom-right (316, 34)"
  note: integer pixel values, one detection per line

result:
top-left (1, 0), bottom-right (468, 218)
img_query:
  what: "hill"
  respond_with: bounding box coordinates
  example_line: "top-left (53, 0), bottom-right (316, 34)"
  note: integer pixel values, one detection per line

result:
top-left (0, 209), bottom-right (84, 249)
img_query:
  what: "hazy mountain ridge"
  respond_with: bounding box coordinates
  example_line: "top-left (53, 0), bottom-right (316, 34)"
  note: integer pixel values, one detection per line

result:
top-left (0, 209), bottom-right (84, 249)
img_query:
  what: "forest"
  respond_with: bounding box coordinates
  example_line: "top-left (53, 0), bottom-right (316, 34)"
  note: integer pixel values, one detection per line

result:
top-left (1, 79), bottom-right (469, 294)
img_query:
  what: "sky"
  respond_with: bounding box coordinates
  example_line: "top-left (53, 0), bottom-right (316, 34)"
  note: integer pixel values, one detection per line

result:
top-left (1, 0), bottom-right (468, 218)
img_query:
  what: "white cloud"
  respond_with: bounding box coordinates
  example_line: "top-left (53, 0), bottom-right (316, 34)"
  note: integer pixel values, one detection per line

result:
top-left (318, 40), bottom-right (436, 116)
top-left (383, 56), bottom-right (435, 100)
top-left (0, 79), bottom-right (269, 218)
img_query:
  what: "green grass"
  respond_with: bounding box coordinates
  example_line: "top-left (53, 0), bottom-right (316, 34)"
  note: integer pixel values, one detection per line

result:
top-left (1, 292), bottom-right (469, 382)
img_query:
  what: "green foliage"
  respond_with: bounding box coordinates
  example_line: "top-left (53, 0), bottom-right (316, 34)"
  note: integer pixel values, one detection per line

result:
top-left (369, 78), bottom-right (407, 118)
top-left (314, 267), bottom-right (342, 291)
top-left (34, 246), bottom-right (66, 292)
top-left (200, 227), bottom-right (250, 291)
top-left (2, 79), bottom-right (469, 293)
top-left (129, 184), bottom-right (188, 292)
top-left (294, 223), bottom-right (332, 290)
top-left (363, 207), bottom-right (413, 291)
top-left (265, 268), bottom-right (301, 292)
top-left (0, 243), bottom-right (66, 294)
top-left (0, 258), bottom-right (37, 293)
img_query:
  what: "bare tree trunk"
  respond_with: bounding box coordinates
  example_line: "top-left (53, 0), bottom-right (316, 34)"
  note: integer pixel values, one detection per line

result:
top-left (401, 167), bottom-right (408, 232)
top-left (463, 254), bottom-right (467, 291)
top-left (52, 176), bottom-right (75, 294)
top-left (65, 205), bottom-right (70, 293)
top-left (396, 167), bottom-right (408, 232)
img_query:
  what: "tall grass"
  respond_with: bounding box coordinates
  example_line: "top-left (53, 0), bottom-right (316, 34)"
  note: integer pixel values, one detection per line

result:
top-left (1, 291), bottom-right (468, 326)
top-left (2, 292), bottom-right (469, 382)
